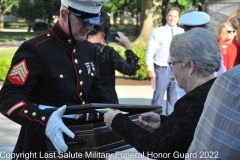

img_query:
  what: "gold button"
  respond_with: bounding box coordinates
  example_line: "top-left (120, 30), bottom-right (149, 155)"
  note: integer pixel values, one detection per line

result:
top-left (41, 117), bottom-right (46, 121)
top-left (74, 59), bottom-right (78, 64)
top-left (79, 92), bottom-right (82, 96)
top-left (82, 101), bottom-right (85, 104)
top-left (79, 70), bottom-right (82, 74)
top-left (24, 110), bottom-right (28, 114)
top-left (47, 34), bottom-right (50, 36)
top-left (32, 112), bottom-right (36, 116)
top-left (60, 74), bottom-right (63, 78)
top-left (73, 49), bottom-right (76, 53)
top-left (91, 73), bottom-right (94, 76)
top-left (80, 81), bottom-right (83, 86)
top-left (68, 39), bottom-right (72, 44)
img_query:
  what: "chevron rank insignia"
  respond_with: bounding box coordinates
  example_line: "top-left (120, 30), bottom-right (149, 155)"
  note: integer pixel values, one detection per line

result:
top-left (8, 59), bottom-right (29, 85)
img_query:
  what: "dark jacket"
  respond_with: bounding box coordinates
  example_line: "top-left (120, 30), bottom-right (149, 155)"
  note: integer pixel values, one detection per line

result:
top-left (94, 43), bottom-right (139, 103)
top-left (0, 21), bottom-right (114, 159)
top-left (112, 78), bottom-right (216, 159)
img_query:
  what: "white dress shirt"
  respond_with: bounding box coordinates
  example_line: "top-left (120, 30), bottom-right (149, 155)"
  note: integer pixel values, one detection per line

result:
top-left (146, 23), bottom-right (184, 71)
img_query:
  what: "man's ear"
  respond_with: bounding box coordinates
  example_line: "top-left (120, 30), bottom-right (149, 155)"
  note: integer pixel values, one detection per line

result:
top-left (61, 9), bottom-right (68, 21)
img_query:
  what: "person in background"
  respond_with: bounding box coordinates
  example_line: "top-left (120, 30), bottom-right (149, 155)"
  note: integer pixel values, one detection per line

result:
top-left (217, 21), bottom-right (240, 70)
top-left (186, 6), bottom-right (240, 160)
top-left (166, 11), bottom-right (226, 100)
top-left (180, 11), bottom-right (226, 75)
top-left (146, 7), bottom-right (184, 115)
top-left (0, 0), bottom-right (115, 159)
top-left (87, 11), bottom-right (139, 103)
top-left (104, 28), bottom-right (221, 159)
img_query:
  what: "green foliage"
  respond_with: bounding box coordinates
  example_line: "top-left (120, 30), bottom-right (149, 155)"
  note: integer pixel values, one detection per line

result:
top-left (17, 0), bottom-right (46, 22)
top-left (42, 0), bottom-right (61, 24)
top-left (0, 0), bottom-right (18, 13)
top-left (132, 47), bottom-right (148, 80)
top-left (0, 32), bottom-right (37, 42)
top-left (15, 0), bottom-right (60, 28)
top-left (102, 0), bottom-right (140, 25)
top-left (170, 0), bottom-right (203, 14)
top-left (33, 22), bottom-right (48, 31)
top-left (108, 43), bottom-right (148, 80)
top-left (0, 60), bottom-right (11, 81)
top-left (103, 0), bottom-right (139, 14)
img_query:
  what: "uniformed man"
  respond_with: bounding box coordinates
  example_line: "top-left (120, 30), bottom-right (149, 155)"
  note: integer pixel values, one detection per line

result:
top-left (0, 0), bottom-right (114, 159)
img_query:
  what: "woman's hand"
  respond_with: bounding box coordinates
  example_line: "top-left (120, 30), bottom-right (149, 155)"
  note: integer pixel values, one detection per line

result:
top-left (115, 32), bottom-right (132, 50)
top-left (104, 110), bottom-right (121, 128)
top-left (138, 112), bottom-right (161, 130)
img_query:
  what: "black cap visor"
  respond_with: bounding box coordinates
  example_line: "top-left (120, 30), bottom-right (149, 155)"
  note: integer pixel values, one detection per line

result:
top-left (73, 12), bottom-right (102, 26)
top-left (68, 6), bottom-right (102, 26)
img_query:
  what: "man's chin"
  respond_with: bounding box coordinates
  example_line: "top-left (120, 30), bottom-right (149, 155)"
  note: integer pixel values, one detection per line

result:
top-left (76, 35), bottom-right (87, 41)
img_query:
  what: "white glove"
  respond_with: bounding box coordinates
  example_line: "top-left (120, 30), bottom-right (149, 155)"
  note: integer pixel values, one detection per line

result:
top-left (45, 105), bottom-right (75, 152)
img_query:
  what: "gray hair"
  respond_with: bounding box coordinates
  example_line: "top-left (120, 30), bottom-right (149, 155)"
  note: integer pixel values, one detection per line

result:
top-left (170, 27), bottom-right (221, 76)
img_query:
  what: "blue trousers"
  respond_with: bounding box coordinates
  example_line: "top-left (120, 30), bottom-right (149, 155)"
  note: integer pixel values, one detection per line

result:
top-left (151, 65), bottom-right (178, 115)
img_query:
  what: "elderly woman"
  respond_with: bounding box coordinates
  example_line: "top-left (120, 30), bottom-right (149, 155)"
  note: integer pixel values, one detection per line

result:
top-left (104, 28), bottom-right (221, 159)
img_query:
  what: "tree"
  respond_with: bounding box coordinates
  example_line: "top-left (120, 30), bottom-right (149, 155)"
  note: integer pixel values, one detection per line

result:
top-left (17, 0), bottom-right (46, 32)
top-left (133, 0), bottom-right (169, 47)
top-left (133, 0), bottom-right (204, 47)
top-left (170, 0), bottom-right (204, 13)
top-left (0, 0), bottom-right (18, 31)
top-left (16, 0), bottom-right (60, 32)
top-left (103, 0), bottom-right (139, 26)
top-left (42, 0), bottom-right (61, 29)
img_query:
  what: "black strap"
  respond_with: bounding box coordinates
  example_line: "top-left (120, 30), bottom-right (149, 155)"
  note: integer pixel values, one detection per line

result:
top-left (67, 10), bottom-right (76, 41)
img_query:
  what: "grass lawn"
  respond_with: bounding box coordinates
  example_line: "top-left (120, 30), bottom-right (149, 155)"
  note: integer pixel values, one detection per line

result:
top-left (0, 48), bottom-right (17, 62)
top-left (0, 32), bottom-right (37, 42)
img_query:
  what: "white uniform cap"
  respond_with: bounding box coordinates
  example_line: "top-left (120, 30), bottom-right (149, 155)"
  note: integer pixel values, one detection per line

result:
top-left (61, 0), bottom-right (109, 25)
top-left (180, 11), bottom-right (210, 26)
top-left (61, 0), bottom-right (108, 13)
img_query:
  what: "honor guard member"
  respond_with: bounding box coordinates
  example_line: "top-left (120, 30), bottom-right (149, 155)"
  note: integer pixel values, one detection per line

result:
top-left (0, 0), bottom-right (114, 159)
top-left (180, 11), bottom-right (210, 31)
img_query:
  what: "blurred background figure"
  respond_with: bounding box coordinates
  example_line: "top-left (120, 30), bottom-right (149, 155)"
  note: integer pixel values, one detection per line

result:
top-left (145, 7), bottom-right (184, 115)
top-left (180, 11), bottom-right (210, 31)
top-left (87, 11), bottom-right (139, 103)
top-left (217, 21), bottom-right (240, 70)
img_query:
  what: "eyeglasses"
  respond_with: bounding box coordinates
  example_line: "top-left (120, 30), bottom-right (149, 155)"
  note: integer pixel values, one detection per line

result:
top-left (226, 30), bottom-right (236, 34)
top-left (168, 60), bottom-right (182, 69)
